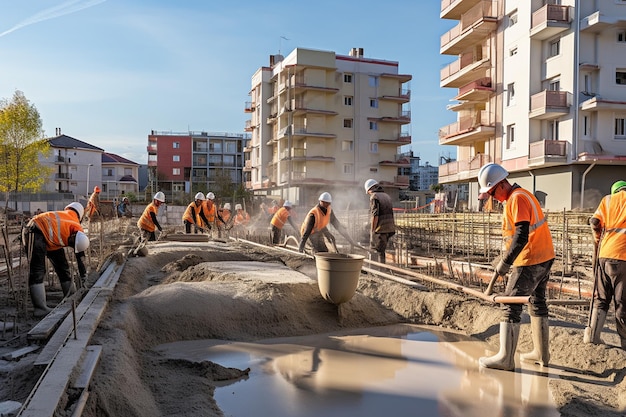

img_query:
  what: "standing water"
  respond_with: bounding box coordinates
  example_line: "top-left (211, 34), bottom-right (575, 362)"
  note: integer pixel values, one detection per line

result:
top-left (155, 324), bottom-right (562, 417)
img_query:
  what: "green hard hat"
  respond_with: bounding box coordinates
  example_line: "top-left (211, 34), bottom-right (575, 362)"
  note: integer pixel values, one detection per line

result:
top-left (611, 180), bottom-right (626, 194)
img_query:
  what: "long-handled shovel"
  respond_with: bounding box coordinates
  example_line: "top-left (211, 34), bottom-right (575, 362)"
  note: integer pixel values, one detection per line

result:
top-left (584, 239), bottom-right (601, 343)
top-left (484, 270), bottom-right (500, 296)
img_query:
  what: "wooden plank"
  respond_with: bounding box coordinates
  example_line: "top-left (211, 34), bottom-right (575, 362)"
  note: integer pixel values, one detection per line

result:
top-left (26, 302), bottom-right (71, 342)
top-left (72, 345), bottom-right (102, 389)
top-left (70, 389), bottom-right (89, 417)
top-left (2, 345), bottom-right (40, 361)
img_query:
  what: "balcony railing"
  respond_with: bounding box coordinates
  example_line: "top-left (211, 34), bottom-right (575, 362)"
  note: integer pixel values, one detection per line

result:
top-left (440, 1), bottom-right (497, 55)
top-left (439, 111), bottom-right (495, 143)
top-left (440, 49), bottom-right (490, 88)
top-left (54, 155), bottom-right (65, 163)
top-left (528, 140), bottom-right (568, 167)
top-left (244, 101), bottom-right (255, 112)
top-left (530, 4), bottom-right (570, 40)
top-left (529, 90), bottom-right (571, 119)
top-left (54, 173), bottom-right (72, 180)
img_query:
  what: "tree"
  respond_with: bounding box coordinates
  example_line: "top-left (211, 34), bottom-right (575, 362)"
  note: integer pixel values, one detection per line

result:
top-left (0, 90), bottom-right (51, 215)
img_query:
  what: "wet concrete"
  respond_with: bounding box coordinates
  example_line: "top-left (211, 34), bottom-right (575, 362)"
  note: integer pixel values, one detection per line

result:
top-left (155, 324), bottom-right (565, 417)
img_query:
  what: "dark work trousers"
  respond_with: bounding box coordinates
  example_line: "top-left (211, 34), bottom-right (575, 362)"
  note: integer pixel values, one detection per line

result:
top-left (184, 220), bottom-right (193, 234)
top-left (595, 258), bottom-right (626, 343)
top-left (309, 232), bottom-right (329, 253)
top-left (271, 225), bottom-right (282, 245)
top-left (371, 232), bottom-right (395, 264)
top-left (501, 258), bottom-right (554, 323)
top-left (25, 228), bottom-right (72, 286)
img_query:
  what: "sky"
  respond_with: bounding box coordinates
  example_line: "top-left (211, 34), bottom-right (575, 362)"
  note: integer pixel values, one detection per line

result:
top-left (0, 0), bottom-right (458, 167)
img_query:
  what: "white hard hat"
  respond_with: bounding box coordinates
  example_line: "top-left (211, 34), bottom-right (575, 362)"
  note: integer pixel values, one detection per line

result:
top-left (477, 163), bottom-right (509, 193)
top-left (153, 191), bottom-right (166, 202)
top-left (65, 202), bottom-right (84, 221)
top-left (194, 192), bottom-right (206, 201)
top-left (319, 192), bottom-right (332, 203)
top-left (235, 203), bottom-right (242, 210)
top-left (206, 192), bottom-right (215, 200)
top-left (223, 203), bottom-right (231, 210)
top-left (364, 179), bottom-right (378, 193)
top-left (283, 200), bottom-right (293, 208)
top-left (74, 231), bottom-right (90, 253)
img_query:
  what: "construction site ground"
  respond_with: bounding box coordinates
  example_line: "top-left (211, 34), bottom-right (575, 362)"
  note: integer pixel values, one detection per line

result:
top-left (0, 212), bottom-right (625, 416)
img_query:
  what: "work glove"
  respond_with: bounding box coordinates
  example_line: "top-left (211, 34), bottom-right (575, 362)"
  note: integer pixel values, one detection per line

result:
top-left (495, 259), bottom-right (511, 276)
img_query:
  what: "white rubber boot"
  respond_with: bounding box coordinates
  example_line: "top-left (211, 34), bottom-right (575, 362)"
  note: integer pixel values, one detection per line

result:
top-left (520, 316), bottom-right (550, 366)
top-left (479, 322), bottom-right (520, 371)
top-left (29, 284), bottom-right (52, 317)
top-left (583, 308), bottom-right (606, 344)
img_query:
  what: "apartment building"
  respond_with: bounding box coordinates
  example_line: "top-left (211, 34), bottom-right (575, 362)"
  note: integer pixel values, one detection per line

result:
top-left (147, 131), bottom-right (248, 203)
top-left (101, 152), bottom-right (140, 201)
top-left (439, 0), bottom-right (626, 211)
top-left (244, 47), bottom-right (412, 208)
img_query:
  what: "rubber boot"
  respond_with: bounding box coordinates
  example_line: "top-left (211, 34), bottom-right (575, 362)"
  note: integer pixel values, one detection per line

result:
top-left (61, 281), bottom-right (76, 297)
top-left (479, 322), bottom-right (520, 371)
top-left (29, 284), bottom-right (52, 317)
top-left (520, 316), bottom-right (550, 366)
top-left (583, 308), bottom-right (607, 344)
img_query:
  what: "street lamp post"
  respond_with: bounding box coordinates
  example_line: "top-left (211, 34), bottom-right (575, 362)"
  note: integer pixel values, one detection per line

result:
top-left (86, 164), bottom-right (93, 196)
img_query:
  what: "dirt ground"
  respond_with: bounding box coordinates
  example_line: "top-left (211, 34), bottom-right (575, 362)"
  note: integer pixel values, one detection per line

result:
top-left (2, 233), bottom-right (626, 416)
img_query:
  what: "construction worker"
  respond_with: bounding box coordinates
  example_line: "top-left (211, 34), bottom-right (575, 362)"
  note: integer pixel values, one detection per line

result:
top-left (585, 180), bottom-right (626, 348)
top-left (364, 179), bottom-right (395, 264)
top-left (298, 192), bottom-right (357, 253)
top-left (219, 203), bottom-right (233, 237)
top-left (200, 192), bottom-right (227, 235)
top-left (22, 202), bottom-right (90, 317)
top-left (234, 204), bottom-right (250, 229)
top-left (117, 197), bottom-right (132, 218)
top-left (182, 192), bottom-right (210, 234)
top-left (477, 163), bottom-right (555, 371)
top-left (137, 191), bottom-right (165, 241)
top-left (270, 200), bottom-right (299, 245)
top-left (85, 185), bottom-right (102, 220)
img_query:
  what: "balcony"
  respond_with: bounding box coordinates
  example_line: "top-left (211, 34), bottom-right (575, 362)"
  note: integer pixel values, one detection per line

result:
top-left (580, 96), bottom-right (626, 112)
top-left (266, 113), bottom-right (278, 125)
top-left (245, 120), bottom-right (254, 132)
top-left (54, 173), bottom-right (72, 180)
top-left (291, 75), bottom-right (339, 94)
top-left (370, 111), bottom-right (411, 125)
top-left (379, 88), bottom-right (411, 103)
top-left (440, 1), bottom-right (497, 56)
top-left (244, 101), bottom-right (255, 113)
top-left (440, 51), bottom-right (490, 88)
top-left (289, 99), bottom-right (338, 116)
top-left (243, 160), bottom-right (253, 171)
top-left (380, 73), bottom-right (412, 83)
top-left (279, 125), bottom-right (336, 140)
top-left (439, 153), bottom-right (492, 182)
top-left (281, 148), bottom-right (335, 162)
top-left (380, 156), bottom-right (410, 167)
top-left (581, 11), bottom-right (620, 33)
top-left (54, 155), bottom-right (65, 163)
top-left (530, 4), bottom-right (570, 40)
top-left (529, 90), bottom-right (571, 120)
top-left (455, 77), bottom-right (493, 102)
top-left (147, 143), bottom-right (157, 154)
top-left (379, 132), bottom-right (412, 145)
top-left (528, 140), bottom-right (568, 167)
top-left (439, 111), bottom-right (495, 145)
top-left (191, 176), bottom-right (208, 182)
top-left (441, 0), bottom-right (482, 20)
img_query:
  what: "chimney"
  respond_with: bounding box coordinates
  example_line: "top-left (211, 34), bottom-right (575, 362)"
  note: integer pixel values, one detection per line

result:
top-left (349, 48), bottom-right (364, 58)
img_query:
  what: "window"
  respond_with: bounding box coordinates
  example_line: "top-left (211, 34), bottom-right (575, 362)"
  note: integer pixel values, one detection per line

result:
top-left (617, 70), bottom-right (626, 85)
top-left (343, 164), bottom-right (353, 174)
top-left (616, 116), bottom-right (626, 139)
top-left (104, 168), bottom-right (114, 176)
top-left (548, 120), bottom-right (559, 140)
top-left (173, 168), bottom-right (180, 175)
top-left (369, 76), bottom-right (379, 87)
top-left (209, 140), bottom-right (222, 152)
top-left (225, 141), bottom-right (237, 153)
top-left (370, 142), bottom-right (378, 153)
top-left (549, 79), bottom-right (560, 91)
top-left (506, 83), bottom-right (515, 106)
top-left (209, 154), bottom-right (222, 164)
top-left (344, 73), bottom-right (353, 83)
top-left (370, 99), bottom-right (378, 108)
top-left (173, 142), bottom-right (180, 149)
top-left (344, 96), bottom-right (353, 106)
top-left (506, 124), bottom-right (516, 149)
top-left (549, 39), bottom-right (560, 57)
top-left (124, 168), bottom-right (132, 175)
top-left (584, 74), bottom-right (592, 93)
top-left (341, 140), bottom-right (353, 151)
top-left (223, 155), bottom-right (235, 167)
top-left (509, 47), bottom-right (518, 56)
top-left (173, 155), bottom-right (180, 162)
top-left (618, 30), bottom-right (626, 43)
top-left (508, 10), bottom-right (518, 27)
top-left (583, 116), bottom-right (589, 136)
top-left (343, 118), bottom-right (353, 128)
top-left (369, 121), bottom-right (378, 131)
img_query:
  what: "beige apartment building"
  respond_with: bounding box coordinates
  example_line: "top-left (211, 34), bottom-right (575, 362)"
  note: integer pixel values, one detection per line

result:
top-left (439, 0), bottom-right (626, 211)
top-left (244, 47), bottom-right (412, 209)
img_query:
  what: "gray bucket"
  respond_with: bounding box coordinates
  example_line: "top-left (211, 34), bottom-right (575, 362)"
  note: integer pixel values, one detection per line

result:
top-left (315, 253), bottom-right (365, 305)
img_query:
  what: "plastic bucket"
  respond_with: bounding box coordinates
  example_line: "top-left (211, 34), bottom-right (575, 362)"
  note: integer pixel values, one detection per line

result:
top-left (315, 253), bottom-right (365, 305)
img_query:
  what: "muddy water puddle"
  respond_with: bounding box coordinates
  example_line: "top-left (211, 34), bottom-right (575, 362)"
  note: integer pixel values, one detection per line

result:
top-left (155, 324), bottom-right (563, 417)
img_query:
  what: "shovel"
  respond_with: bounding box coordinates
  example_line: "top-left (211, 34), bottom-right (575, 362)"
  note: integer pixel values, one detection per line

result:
top-left (484, 271), bottom-right (500, 296)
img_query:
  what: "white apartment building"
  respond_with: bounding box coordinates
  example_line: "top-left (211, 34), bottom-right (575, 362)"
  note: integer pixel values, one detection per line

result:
top-left (439, 0), bottom-right (626, 211)
top-left (245, 47), bottom-right (412, 208)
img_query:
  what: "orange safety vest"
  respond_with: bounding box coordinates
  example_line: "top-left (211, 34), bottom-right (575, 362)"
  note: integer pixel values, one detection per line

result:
top-left (201, 201), bottom-right (217, 226)
top-left (502, 188), bottom-right (554, 266)
top-left (31, 210), bottom-right (84, 251)
top-left (182, 201), bottom-right (201, 224)
top-left (593, 192), bottom-right (626, 261)
top-left (221, 210), bottom-right (232, 223)
top-left (137, 202), bottom-right (159, 232)
top-left (86, 193), bottom-right (100, 217)
top-left (235, 210), bottom-right (250, 226)
top-left (270, 207), bottom-right (290, 229)
top-left (300, 205), bottom-right (331, 236)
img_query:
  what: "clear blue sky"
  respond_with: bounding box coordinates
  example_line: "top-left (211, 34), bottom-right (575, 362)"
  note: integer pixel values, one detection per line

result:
top-left (1, 0), bottom-right (458, 166)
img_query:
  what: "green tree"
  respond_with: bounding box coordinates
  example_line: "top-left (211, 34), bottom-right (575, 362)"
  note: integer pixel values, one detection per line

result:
top-left (0, 90), bottom-right (51, 215)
